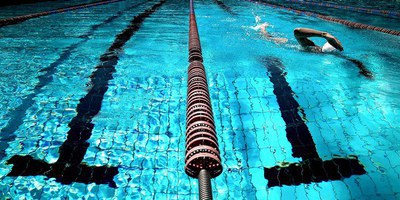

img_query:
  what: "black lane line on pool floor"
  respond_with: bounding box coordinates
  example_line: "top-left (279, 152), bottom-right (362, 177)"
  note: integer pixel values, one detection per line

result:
top-left (261, 56), bottom-right (366, 187)
top-left (213, 0), bottom-right (237, 15)
top-left (0, 0), bottom-right (151, 161)
top-left (0, 0), bottom-right (124, 27)
top-left (6, 0), bottom-right (166, 188)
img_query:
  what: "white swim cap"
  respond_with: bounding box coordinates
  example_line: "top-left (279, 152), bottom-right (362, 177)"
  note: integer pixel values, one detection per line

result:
top-left (322, 42), bottom-right (337, 53)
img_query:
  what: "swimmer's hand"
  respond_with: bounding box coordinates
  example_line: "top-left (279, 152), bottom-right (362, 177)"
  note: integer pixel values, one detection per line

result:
top-left (323, 32), bottom-right (344, 51)
top-left (250, 23), bottom-right (270, 31)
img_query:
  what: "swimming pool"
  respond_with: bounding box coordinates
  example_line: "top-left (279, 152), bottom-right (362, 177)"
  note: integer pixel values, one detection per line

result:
top-left (0, 0), bottom-right (399, 199)
top-left (0, 0), bottom-right (102, 19)
top-left (257, 0), bottom-right (400, 31)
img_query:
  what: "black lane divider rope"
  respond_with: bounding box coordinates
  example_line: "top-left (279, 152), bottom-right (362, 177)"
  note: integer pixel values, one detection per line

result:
top-left (213, 0), bottom-right (237, 15)
top-left (6, 0), bottom-right (166, 188)
top-left (246, 0), bottom-right (400, 36)
top-left (277, 0), bottom-right (400, 19)
top-left (186, 0), bottom-right (222, 199)
top-left (262, 57), bottom-right (366, 187)
top-left (0, 0), bottom-right (124, 28)
top-left (0, 0), bottom-right (150, 161)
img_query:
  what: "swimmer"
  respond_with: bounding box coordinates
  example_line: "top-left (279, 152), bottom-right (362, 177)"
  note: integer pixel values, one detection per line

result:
top-left (251, 16), bottom-right (288, 44)
top-left (293, 28), bottom-right (372, 78)
top-left (249, 19), bottom-right (372, 77)
top-left (293, 28), bottom-right (343, 52)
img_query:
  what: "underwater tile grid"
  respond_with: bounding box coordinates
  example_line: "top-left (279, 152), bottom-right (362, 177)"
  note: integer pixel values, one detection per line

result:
top-left (207, 72), bottom-right (400, 199)
top-left (0, 0), bottom-right (399, 199)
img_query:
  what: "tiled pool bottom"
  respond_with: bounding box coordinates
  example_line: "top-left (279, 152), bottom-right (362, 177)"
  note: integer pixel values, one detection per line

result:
top-left (0, 76), bottom-right (192, 199)
top-left (209, 73), bottom-right (399, 199)
top-left (0, 72), bottom-right (399, 199)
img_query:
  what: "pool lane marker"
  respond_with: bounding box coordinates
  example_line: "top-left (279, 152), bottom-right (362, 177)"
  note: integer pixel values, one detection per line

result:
top-left (246, 0), bottom-right (400, 36)
top-left (262, 57), bottom-right (366, 187)
top-left (276, 0), bottom-right (400, 19)
top-left (185, 0), bottom-right (222, 199)
top-left (213, 0), bottom-right (237, 15)
top-left (0, 0), bottom-right (150, 161)
top-left (0, 0), bottom-right (124, 28)
top-left (6, 0), bottom-right (166, 188)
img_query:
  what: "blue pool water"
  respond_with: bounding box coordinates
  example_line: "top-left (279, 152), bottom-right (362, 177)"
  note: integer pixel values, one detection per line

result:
top-left (301, 0), bottom-right (400, 11)
top-left (0, 0), bottom-right (101, 19)
top-left (0, 0), bottom-right (399, 199)
top-left (260, 0), bottom-right (400, 31)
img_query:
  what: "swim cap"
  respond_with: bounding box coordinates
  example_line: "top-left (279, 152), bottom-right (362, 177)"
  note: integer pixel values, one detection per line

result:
top-left (322, 42), bottom-right (337, 53)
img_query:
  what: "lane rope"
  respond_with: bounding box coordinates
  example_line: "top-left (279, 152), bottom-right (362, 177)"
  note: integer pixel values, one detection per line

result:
top-left (277, 0), bottom-right (399, 18)
top-left (246, 0), bottom-right (400, 36)
top-left (0, 0), bottom-right (123, 27)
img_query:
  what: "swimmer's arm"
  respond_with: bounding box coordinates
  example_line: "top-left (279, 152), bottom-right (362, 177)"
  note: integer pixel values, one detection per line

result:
top-left (294, 28), bottom-right (343, 51)
top-left (323, 33), bottom-right (344, 51)
top-left (294, 28), bottom-right (322, 47)
top-left (259, 23), bottom-right (273, 37)
top-left (294, 28), bottom-right (327, 38)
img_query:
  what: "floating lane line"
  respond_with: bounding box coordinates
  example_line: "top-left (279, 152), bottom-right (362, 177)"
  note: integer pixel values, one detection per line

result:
top-left (0, 0), bottom-right (124, 27)
top-left (277, 0), bottom-right (400, 19)
top-left (185, 0), bottom-right (222, 199)
top-left (246, 0), bottom-right (400, 36)
top-left (213, 0), bottom-right (237, 15)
